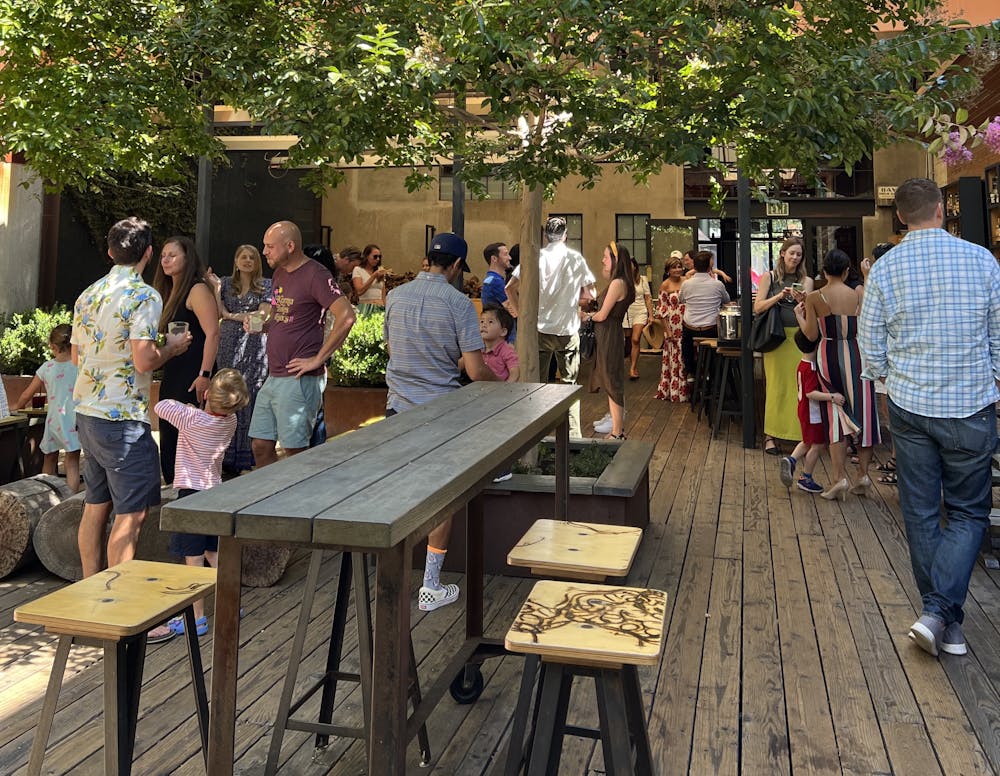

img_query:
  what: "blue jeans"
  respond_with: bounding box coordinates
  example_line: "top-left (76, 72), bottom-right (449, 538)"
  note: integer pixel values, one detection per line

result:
top-left (888, 399), bottom-right (996, 625)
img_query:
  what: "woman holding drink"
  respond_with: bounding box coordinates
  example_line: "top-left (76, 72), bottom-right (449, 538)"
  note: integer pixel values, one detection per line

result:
top-left (208, 245), bottom-right (271, 473)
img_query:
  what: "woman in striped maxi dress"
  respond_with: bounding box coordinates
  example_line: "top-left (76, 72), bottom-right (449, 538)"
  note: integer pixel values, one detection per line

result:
top-left (801, 248), bottom-right (881, 500)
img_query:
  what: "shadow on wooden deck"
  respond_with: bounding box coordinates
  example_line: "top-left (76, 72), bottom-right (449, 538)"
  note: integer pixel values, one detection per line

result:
top-left (1, 354), bottom-right (999, 775)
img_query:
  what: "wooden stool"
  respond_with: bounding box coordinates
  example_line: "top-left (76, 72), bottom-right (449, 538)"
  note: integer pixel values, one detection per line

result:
top-left (711, 347), bottom-right (742, 437)
top-left (691, 338), bottom-right (717, 419)
top-left (14, 560), bottom-right (215, 776)
top-left (507, 519), bottom-right (643, 582)
top-left (265, 551), bottom-right (431, 775)
top-left (503, 580), bottom-right (666, 776)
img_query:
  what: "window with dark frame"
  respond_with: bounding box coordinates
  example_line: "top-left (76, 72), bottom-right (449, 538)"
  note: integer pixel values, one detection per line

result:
top-left (439, 165), bottom-right (519, 201)
top-left (548, 213), bottom-right (583, 253)
top-left (615, 213), bottom-right (650, 264)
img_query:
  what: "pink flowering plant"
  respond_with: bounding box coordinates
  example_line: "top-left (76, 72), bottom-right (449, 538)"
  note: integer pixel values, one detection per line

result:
top-left (929, 110), bottom-right (1000, 167)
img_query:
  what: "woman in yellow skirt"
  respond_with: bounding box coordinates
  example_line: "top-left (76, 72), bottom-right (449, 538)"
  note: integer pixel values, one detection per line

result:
top-left (754, 236), bottom-right (812, 454)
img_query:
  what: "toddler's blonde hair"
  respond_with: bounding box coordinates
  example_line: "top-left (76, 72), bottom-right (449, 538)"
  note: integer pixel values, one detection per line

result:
top-left (207, 369), bottom-right (249, 415)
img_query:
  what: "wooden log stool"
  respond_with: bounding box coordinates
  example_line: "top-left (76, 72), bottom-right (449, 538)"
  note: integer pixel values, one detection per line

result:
top-left (711, 346), bottom-right (743, 437)
top-left (13, 559), bottom-right (216, 776)
top-left (690, 338), bottom-right (717, 419)
top-left (503, 580), bottom-right (667, 776)
top-left (507, 519), bottom-right (643, 582)
top-left (265, 550), bottom-right (431, 775)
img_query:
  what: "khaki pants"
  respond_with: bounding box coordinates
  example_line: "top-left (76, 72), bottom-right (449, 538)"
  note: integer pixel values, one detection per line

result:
top-left (538, 332), bottom-right (582, 438)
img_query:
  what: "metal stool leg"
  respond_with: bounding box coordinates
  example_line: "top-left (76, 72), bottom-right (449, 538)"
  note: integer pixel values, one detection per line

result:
top-left (504, 654), bottom-right (540, 776)
top-left (104, 635), bottom-right (147, 776)
top-left (622, 665), bottom-right (653, 776)
top-left (596, 668), bottom-right (636, 776)
top-left (353, 552), bottom-right (374, 735)
top-left (315, 552), bottom-right (356, 748)
top-left (265, 549), bottom-right (325, 776)
top-left (526, 663), bottom-right (567, 776)
top-left (26, 635), bottom-right (73, 776)
top-left (712, 354), bottom-right (729, 437)
top-left (181, 605), bottom-right (210, 766)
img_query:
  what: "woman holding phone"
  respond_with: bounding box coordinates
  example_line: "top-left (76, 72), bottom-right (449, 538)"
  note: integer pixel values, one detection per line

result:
top-left (754, 236), bottom-right (812, 455)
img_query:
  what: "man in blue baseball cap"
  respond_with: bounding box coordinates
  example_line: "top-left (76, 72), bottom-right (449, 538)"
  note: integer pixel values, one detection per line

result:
top-left (384, 231), bottom-right (497, 611)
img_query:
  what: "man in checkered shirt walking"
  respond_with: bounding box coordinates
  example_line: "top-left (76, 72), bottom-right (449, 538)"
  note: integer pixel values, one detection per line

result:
top-left (860, 177), bottom-right (1000, 658)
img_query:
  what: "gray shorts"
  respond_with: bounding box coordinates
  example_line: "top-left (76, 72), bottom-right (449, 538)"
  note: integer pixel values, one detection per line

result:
top-left (77, 414), bottom-right (162, 515)
top-left (248, 374), bottom-right (326, 449)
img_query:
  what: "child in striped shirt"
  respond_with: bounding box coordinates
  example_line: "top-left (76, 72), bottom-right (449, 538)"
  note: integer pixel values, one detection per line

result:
top-left (153, 368), bottom-right (249, 640)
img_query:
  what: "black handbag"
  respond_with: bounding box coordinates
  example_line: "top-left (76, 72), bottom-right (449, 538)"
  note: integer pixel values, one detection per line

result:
top-left (579, 319), bottom-right (597, 360)
top-left (749, 273), bottom-right (786, 352)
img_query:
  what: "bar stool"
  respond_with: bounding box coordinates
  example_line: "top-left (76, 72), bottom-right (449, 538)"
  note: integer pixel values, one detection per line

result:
top-left (711, 346), bottom-right (742, 437)
top-left (503, 580), bottom-right (666, 776)
top-left (14, 560), bottom-right (215, 776)
top-left (691, 338), bottom-right (717, 419)
top-left (507, 519), bottom-right (643, 583)
top-left (265, 551), bottom-right (431, 774)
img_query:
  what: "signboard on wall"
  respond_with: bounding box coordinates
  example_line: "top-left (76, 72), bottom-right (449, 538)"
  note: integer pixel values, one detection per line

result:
top-left (765, 200), bottom-right (789, 217)
top-left (877, 186), bottom-right (897, 207)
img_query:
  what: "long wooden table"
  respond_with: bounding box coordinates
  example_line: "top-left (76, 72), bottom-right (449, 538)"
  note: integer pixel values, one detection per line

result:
top-left (160, 381), bottom-right (579, 774)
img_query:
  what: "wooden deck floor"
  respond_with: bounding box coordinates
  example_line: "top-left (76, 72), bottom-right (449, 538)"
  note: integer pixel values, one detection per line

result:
top-left (2, 355), bottom-right (1000, 775)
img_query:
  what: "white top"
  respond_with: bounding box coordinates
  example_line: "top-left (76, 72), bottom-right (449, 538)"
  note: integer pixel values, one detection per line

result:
top-left (511, 241), bottom-right (596, 336)
top-left (352, 266), bottom-right (384, 304)
top-left (624, 277), bottom-right (651, 327)
top-left (678, 272), bottom-right (729, 327)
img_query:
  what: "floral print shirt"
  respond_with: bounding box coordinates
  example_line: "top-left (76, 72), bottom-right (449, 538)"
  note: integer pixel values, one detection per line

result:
top-left (71, 264), bottom-right (162, 422)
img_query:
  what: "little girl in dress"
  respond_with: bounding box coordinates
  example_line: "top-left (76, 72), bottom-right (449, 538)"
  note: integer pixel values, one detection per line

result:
top-left (11, 324), bottom-right (81, 491)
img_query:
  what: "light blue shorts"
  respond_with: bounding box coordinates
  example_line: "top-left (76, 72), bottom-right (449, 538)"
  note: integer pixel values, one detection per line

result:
top-left (248, 374), bottom-right (326, 450)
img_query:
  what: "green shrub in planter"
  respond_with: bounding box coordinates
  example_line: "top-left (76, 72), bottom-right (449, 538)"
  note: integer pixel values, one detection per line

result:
top-left (0, 305), bottom-right (72, 375)
top-left (328, 310), bottom-right (388, 387)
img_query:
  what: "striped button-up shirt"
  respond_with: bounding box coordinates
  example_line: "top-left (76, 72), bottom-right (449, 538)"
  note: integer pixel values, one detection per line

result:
top-left (858, 228), bottom-right (1000, 418)
top-left (384, 272), bottom-right (484, 413)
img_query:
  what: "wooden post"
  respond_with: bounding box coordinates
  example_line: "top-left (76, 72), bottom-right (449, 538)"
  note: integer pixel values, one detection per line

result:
top-left (516, 181), bottom-right (543, 383)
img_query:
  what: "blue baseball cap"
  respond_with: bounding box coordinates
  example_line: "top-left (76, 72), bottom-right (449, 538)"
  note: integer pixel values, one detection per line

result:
top-left (429, 232), bottom-right (470, 272)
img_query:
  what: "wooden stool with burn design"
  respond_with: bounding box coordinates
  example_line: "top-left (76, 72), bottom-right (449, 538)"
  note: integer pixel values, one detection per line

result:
top-left (503, 580), bottom-right (666, 776)
top-left (14, 560), bottom-right (216, 776)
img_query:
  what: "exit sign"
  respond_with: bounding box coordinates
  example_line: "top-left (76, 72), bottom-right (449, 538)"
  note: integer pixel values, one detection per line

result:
top-left (766, 200), bottom-right (789, 217)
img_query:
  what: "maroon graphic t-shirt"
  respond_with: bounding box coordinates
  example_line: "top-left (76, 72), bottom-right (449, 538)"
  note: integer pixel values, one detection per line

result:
top-left (266, 259), bottom-right (342, 377)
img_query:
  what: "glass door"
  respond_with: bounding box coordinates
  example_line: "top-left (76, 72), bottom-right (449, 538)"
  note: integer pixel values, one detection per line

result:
top-left (647, 219), bottom-right (697, 285)
top-left (803, 219), bottom-right (862, 280)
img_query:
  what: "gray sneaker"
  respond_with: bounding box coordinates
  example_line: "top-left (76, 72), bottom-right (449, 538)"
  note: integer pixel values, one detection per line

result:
top-left (779, 456), bottom-right (795, 487)
top-left (910, 614), bottom-right (946, 657)
top-left (940, 621), bottom-right (968, 656)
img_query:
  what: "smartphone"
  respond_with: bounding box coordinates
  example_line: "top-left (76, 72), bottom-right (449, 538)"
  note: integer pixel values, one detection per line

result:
top-left (791, 283), bottom-right (804, 293)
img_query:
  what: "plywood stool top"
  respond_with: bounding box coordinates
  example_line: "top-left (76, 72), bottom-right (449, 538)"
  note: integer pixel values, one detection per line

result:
top-left (505, 580), bottom-right (667, 666)
top-left (507, 520), bottom-right (642, 580)
top-left (15, 560), bottom-right (216, 640)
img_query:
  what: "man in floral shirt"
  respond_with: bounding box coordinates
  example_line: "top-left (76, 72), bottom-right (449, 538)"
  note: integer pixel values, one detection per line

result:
top-left (72, 217), bottom-right (191, 580)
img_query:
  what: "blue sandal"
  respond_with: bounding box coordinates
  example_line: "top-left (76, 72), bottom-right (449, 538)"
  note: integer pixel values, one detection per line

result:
top-left (168, 615), bottom-right (209, 637)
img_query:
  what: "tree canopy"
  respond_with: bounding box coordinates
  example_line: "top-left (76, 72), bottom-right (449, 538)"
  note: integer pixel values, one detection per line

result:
top-left (2, 0), bottom-right (997, 376)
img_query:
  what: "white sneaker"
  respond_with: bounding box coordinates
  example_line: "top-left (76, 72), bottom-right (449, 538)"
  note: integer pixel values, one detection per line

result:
top-left (593, 417), bottom-right (613, 434)
top-left (592, 412), bottom-right (611, 429)
top-left (418, 584), bottom-right (460, 611)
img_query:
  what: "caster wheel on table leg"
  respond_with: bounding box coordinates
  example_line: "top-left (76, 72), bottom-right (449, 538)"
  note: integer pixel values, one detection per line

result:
top-left (449, 665), bottom-right (484, 704)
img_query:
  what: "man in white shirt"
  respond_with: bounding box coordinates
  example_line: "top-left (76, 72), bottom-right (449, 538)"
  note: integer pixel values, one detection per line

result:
top-left (679, 251), bottom-right (730, 377)
top-left (506, 217), bottom-right (596, 437)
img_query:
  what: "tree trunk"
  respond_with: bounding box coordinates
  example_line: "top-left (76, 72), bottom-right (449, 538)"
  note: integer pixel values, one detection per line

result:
top-left (33, 488), bottom-right (177, 581)
top-left (0, 474), bottom-right (72, 579)
top-left (516, 183), bottom-right (544, 382)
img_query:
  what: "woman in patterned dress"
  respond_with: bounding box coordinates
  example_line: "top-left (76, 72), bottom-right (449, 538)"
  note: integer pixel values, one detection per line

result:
top-left (655, 257), bottom-right (690, 402)
top-left (208, 245), bottom-right (271, 473)
top-left (801, 248), bottom-right (881, 500)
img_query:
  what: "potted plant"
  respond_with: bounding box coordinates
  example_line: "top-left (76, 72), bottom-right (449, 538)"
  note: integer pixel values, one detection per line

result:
top-left (324, 309), bottom-right (389, 437)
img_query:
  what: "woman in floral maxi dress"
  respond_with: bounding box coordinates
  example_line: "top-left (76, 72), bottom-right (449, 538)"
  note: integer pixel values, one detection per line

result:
top-left (208, 245), bottom-right (271, 473)
top-left (655, 257), bottom-right (690, 402)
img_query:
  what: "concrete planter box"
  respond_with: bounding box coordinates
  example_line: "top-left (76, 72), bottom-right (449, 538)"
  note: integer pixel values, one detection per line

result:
top-left (442, 438), bottom-right (653, 577)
